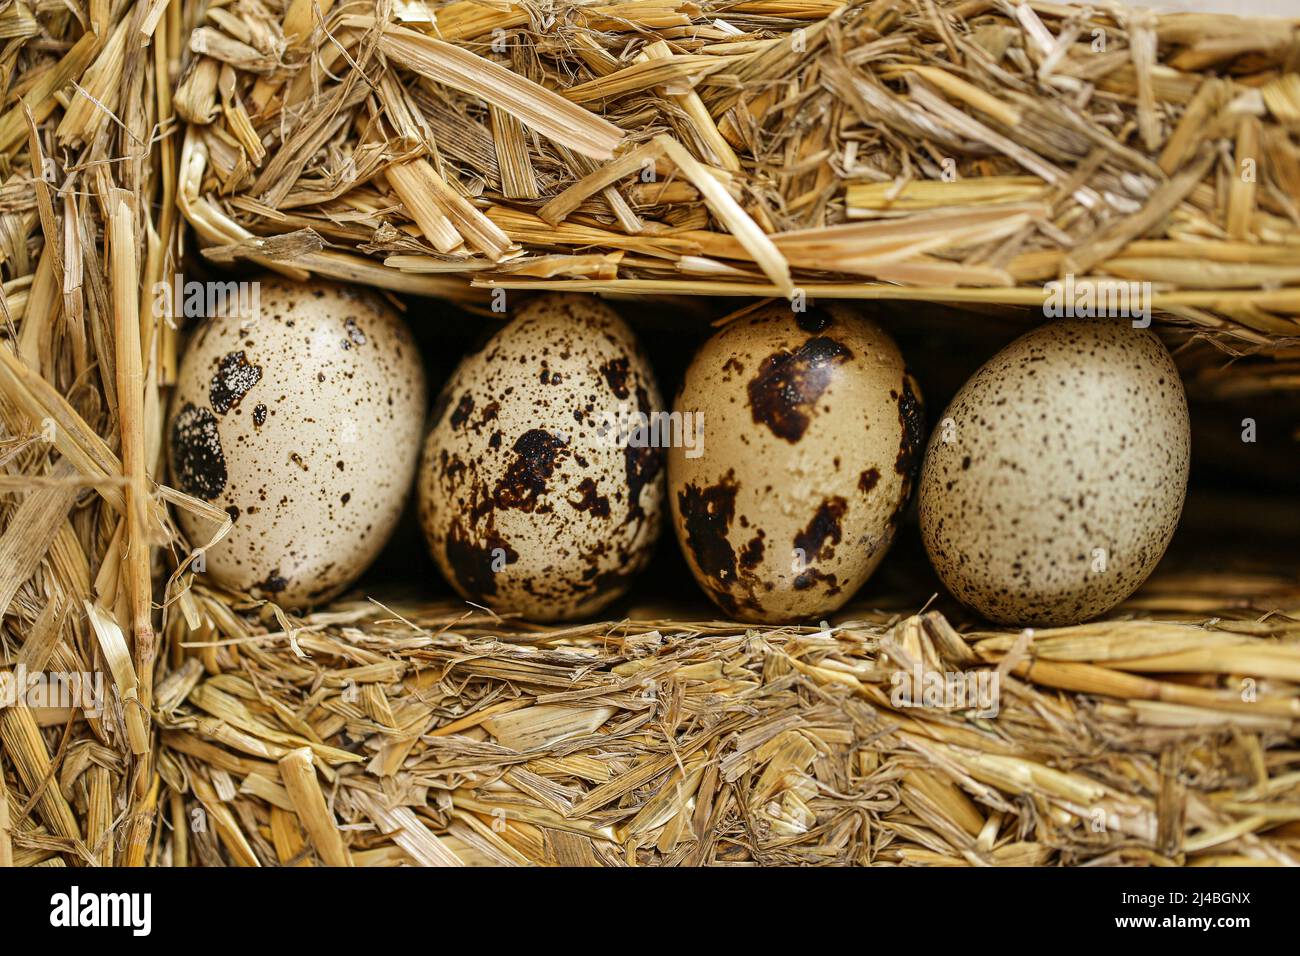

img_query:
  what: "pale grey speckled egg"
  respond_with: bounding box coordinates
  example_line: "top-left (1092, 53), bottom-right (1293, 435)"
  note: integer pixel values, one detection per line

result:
top-left (168, 277), bottom-right (426, 608)
top-left (918, 319), bottom-right (1190, 626)
top-left (668, 302), bottom-right (924, 624)
top-left (417, 293), bottom-right (664, 622)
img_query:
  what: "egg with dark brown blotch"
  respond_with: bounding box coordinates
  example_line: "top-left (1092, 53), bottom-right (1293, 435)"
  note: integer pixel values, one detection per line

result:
top-left (417, 293), bottom-right (664, 622)
top-left (918, 319), bottom-right (1190, 626)
top-left (168, 277), bottom-right (426, 609)
top-left (668, 302), bottom-right (924, 624)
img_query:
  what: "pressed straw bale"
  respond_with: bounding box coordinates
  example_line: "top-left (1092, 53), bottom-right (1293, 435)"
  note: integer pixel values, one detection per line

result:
top-left (163, 1), bottom-right (1300, 344)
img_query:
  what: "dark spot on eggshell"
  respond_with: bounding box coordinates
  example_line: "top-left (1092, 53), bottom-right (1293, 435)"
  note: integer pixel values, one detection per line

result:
top-left (795, 307), bottom-right (833, 333)
top-left (450, 393), bottom-right (475, 429)
top-left (886, 374), bottom-right (926, 529)
top-left (225, 505), bottom-right (240, 522)
top-left (859, 467), bottom-right (880, 493)
top-left (793, 567), bottom-right (840, 594)
top-left (600, 357), bottom-right (631, 398)
top-left (494, 429), bottom-right (568, 512)
top-left (624, 442), bottom-right (662, 525)
top-left (253, 403), bottom-right (267, 427)
top-left (738, 531), bottom-right (765, 570)
top-left (747, 336), bottom-right (852, 443)
top-left (794, 496), bottom-right (847, 562)
top-left (170, 403), bottom-right (227, 500)
top-left (676, 470), bottom-right (739, 585)
top-left (254, 571), bottom-right (289, 594)
top-left (569, 477), bottom-right (611, 518)
top-left (444, 523), bottom-right (518, 599)
top-left (895, 373), bottom-right (925, 477)
top-left (209, 351), bottom-right (262, 414)
top-left (622, 384), bottom-right (663, 524)
top-left (440, 452), bottom-right (468, 485)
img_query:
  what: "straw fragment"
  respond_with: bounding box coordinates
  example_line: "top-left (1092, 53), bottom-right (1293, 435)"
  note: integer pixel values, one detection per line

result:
top-left (279, 748), bottom-right (352, 866)
top-left (655, 135), bottom-right (792, 297)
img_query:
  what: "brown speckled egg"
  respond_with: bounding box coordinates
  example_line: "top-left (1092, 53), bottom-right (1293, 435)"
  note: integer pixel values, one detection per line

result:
top-left (668, 302), bottom-right (923, 623)
top-left (417, 293), bottom-right (664, 622)
top-left (918, 319), bottom-right (1190, 626)
top-left (168, 277), bottom-right (426, 608)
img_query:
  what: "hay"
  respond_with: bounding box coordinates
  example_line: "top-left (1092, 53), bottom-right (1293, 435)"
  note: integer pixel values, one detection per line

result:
top-left (170, 0), bottom-right (1300, 346)
top-left (0, 0), bottom-right (1298, 867)
top-left (146, 568), bottom-right (1300, 867)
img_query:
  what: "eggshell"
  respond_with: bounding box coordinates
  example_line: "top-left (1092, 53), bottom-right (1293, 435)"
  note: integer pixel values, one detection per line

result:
top-left (918, 319), bottom-right (1190, 626)
top-left (168, 277), bottom-right (426, 608)
top-left (417, 294), bottom-right (664, 622)
top-left (667, 303), bottom-right (924, 623)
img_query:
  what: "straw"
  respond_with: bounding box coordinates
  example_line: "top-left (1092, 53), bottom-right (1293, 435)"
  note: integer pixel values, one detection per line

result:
top-left (1, 0), bottom-right (1299, 869)
top-left (161, 1), bottom-right (1300, 344)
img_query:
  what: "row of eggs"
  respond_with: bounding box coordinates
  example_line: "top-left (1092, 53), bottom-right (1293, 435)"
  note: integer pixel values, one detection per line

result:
top-left (168, 278), bottom-right (1190, 627)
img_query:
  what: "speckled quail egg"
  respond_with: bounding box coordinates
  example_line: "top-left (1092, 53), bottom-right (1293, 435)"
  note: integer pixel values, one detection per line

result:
top-left (918, 319), bottom-right (1190, 626)
top-left (417, 293), bottom-right (664, 622)
top-left (168, 276), bottom-right (427, 608)
top-left (668, 302), bottom-right (924, 624)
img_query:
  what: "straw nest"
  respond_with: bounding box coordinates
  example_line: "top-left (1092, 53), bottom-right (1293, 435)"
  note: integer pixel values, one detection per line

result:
top-left (0, 0), bottom-right (1299, 867)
